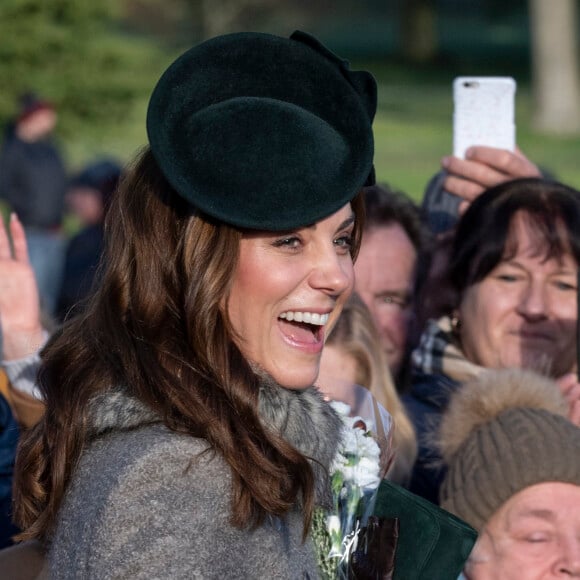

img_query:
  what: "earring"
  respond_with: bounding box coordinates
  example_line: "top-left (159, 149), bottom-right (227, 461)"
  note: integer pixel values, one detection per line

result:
top-left (450, 314), bottom-right (462, 333)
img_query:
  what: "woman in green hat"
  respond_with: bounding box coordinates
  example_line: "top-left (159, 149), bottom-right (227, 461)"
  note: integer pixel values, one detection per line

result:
top-left (13, 31), bottom-right (375, 577)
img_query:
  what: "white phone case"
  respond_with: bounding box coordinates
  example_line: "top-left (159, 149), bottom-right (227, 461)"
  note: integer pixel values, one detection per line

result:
top-left (453, 76), bottom-right (516, 159)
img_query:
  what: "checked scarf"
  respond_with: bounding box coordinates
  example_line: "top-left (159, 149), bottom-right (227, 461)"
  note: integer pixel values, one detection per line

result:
top-left (411, 316), bottom-right (484, 384)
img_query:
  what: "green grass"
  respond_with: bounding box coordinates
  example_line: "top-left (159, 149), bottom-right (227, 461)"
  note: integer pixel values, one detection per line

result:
top-left (369, 69), bottom-right (580, 202)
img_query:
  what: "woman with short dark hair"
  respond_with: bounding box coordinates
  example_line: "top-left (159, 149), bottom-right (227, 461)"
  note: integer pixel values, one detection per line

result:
top-left (405, 177), bottom-right (580, 504)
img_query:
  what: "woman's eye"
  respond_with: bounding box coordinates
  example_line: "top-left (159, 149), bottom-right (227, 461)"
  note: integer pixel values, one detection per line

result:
top-left (273, 236), bottom-right (301, 248)
top-left (496, 274), bottom-right (518, 282)
top-left (334, 234), bottom-right (353, 249)
top-left (554, 280), bottom-right (576, 291)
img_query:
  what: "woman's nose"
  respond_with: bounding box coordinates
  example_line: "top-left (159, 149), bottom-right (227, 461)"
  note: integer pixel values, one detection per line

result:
top-left (516, 281), bottom-right (548, 320)
top-left (308, 247), bottom-right (353, 296)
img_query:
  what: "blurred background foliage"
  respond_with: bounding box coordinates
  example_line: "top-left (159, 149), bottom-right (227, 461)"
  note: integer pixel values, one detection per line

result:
top-left (1, 0), bottom-right (579, 201)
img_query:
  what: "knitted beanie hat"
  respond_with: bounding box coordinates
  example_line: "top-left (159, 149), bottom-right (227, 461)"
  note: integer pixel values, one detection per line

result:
top-left (439, 368), bottom-right (580, 531)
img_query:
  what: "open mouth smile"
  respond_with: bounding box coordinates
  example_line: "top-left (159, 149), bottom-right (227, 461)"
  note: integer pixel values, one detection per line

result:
top-left (278, 310), bottom-right (330, 350)
top-left (279, 311), bottom-right (329, 325)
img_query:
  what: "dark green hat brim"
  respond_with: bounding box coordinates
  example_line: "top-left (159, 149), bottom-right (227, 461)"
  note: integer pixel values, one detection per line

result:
top-left (146, 31), bottom-right (375, 230)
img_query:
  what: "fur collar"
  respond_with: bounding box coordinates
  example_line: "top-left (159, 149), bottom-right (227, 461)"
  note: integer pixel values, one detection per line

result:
top-left (258, 375), bottom-right (343, 506)
top-left (438, 368), bottom-right (569, 463)
top-left (87, 379), bottom-right (342, 504)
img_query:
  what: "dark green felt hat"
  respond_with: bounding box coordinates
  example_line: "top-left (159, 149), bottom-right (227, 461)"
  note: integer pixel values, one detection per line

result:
top-left (146, 30), bottom-right (376, 230)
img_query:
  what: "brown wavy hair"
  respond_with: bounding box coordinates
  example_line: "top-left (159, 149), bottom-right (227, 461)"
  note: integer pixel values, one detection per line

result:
top-left (14, 147), bottom-right (364, 541)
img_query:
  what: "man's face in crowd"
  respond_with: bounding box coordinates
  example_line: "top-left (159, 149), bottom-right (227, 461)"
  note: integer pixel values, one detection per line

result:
top-left (355, 223), bottom-right (417, 377)
top-left (464, 482), bottom-right (580, 579)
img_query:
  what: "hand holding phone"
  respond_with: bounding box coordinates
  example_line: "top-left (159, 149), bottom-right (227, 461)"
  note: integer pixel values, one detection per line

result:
top-left (453, 76), bottom-right (516, 159)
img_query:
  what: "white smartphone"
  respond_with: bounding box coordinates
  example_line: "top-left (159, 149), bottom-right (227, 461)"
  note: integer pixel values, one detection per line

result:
top-left (453, 76), bottom-right (516, 159)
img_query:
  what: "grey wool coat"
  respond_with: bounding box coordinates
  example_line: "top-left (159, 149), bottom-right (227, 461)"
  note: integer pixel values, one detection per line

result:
top-left (47, 380), bottom-right (343, 579)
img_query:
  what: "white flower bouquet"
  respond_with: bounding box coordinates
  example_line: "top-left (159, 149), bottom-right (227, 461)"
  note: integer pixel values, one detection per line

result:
top-left (313, 383), bottom-right (398, 579)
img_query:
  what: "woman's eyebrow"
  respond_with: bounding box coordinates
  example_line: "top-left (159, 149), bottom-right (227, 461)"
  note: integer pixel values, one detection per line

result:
top-left (498, 260), bottom-right (526, 270)
top-left (500, 259), bottom-right (577, 275)
top-left (304, 213), bottom-right (356, 232)
top-left (336, 215), bottom-right (356, 231)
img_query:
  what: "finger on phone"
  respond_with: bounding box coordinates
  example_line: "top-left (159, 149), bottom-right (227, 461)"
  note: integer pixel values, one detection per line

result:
top-left (465, 146), bottom-right (541, 179)
top-left (442, 156), bottom-right (506, 191)
top-left (442, 174), bottom-right (489, 203)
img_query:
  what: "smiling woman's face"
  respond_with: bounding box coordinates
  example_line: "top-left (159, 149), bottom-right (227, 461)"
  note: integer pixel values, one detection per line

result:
top-left (458, 212), bottom-right (578, 378)
top-left (227, 203), bottom-right (356, 389)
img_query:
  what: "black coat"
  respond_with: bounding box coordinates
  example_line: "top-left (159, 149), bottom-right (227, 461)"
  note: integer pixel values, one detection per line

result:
top-left (57, 224), bottom-right (104, 320)
top-left (402, 368), bottom-right (461, 505)
top-left (0, 393), bottom-right (19, 549)
top-left (0, 134), bottom-right (66, 229)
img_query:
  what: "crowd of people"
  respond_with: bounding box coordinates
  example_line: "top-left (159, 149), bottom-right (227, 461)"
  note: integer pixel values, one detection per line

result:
top-left (0, 93), bottom-right (122, 323)
top-left (0, 29), bottom-right (578, 579)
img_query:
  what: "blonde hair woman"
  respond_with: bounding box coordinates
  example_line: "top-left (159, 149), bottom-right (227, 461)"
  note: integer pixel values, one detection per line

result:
top-left (318, 292), bottom-right (418, 485)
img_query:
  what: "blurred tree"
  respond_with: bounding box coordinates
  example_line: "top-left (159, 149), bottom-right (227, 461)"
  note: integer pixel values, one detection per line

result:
top-left (529, 0), bottom-right (580, 134)
top-left (487, 0), bottom-right (527, 20)
top-left (401, 0), bottom-right (438, 62)
top-left (195, 0), bottom-right (279, 39)
top-left (123, 0), bottom-right (333, 44)
top-left (123, 0), bottom-right (201, 44)
top-left (0, 0), bottom-right (166, 139)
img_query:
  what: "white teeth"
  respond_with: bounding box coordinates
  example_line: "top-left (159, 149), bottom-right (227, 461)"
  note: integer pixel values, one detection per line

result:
top-left (279, 311), bottom-right (329, 325)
